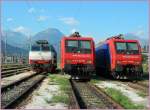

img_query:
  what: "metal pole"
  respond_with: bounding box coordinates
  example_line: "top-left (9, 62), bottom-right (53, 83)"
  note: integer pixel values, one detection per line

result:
top-left (4, 32), bottom-right (7, 64)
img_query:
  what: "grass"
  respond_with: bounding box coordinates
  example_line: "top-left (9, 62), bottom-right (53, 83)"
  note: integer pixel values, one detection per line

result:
top-left (143, 63), bottom-right (149, 73)
top-left (91, 79), bottom-right (101, 84)
top-left (105, 88), bottom-right (144, 109)
top-left (34, 91), bottom-right (41, 96)
top-left (142, 54), bottom-right (149, 73)
top-left (48, 74), bottom-right (70, 90)
top-left (137, 91), bottom-right (147, 98)
top-left (47, 74), bottom-right (70, 105)
top-left (51, 94), bottom-right (69, 104)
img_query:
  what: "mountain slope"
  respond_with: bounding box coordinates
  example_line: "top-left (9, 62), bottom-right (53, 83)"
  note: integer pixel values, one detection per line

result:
top-left (124, 33), bottom-right (148, 47)
top-left (1, 28), bottom-right (64, 59)
top-left (2, 30), bottom-right (28, 50)
top-left (32, 28), bottom-right (64, 58)
top-left (1, 40), bottom-right (28, 56)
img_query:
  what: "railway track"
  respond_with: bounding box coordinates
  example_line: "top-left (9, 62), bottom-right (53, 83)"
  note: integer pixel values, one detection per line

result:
top-left (1, 72), bottom-right (46, 109)
top-left (1, 64), bottom-right (29, 69)
top-left (1, 65), bottom-right (31, 78)
top-left (70, 79), bottom-right (123, 109)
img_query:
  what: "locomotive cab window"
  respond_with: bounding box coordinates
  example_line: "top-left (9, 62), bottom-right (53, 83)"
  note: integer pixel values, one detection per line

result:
top-left (65, 40), bottom-right (78, 53)
top-left (67, 40), bottom-right (78, 47)
top-left (41, 45), bottom-right (50, 51)
top-left (80, 41), bottom-right (91, 49)
top-left (31, 45), bottom-right (40, 51)
top-left (127, 42), bottom-right (139, 54)
top-left (65, 40), bottom-right (91, 53)
top-left (116, 42), bottom-right (127, 52)
top-left (127, 43), bottom-right (138, 50)
top-left (50, 45), bottom-right (56, 53)
top-left (80, 41), bottom-right (91, 53)
top-left (115, 42), bottom-right (139, 54)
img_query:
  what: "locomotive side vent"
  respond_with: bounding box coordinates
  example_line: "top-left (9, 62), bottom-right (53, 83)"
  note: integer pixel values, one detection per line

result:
top-left (70, 32), bottom-right (81, 37)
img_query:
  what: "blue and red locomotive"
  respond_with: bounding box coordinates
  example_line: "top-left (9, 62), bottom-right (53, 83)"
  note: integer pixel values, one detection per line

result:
top-left (60, 32), bottom-right (95, 80)
top-left (95, 34), bottom-right (143, 79)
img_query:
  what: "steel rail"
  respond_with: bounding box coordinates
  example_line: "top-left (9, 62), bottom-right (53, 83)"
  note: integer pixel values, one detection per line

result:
top-left (70, 79), bottom-right (123, 109)
top-left (1, 67), bottom-right (31, 78)
top-left (2, 65), bottom-right (30, 71)
top-left (1, 73), bottom-right (46, 109)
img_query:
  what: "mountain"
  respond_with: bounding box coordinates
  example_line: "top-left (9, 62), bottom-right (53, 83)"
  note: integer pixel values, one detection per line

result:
top-left (124, 33), bottom-right (148, 47)
top-left (1, 40), bottom-right (28, 56)
top-left (2, 30), bottom-right (29, 50)
top-left (2, 28), bottom-right (64, 60)
top-left (32, 28), bottom-right (64, 59)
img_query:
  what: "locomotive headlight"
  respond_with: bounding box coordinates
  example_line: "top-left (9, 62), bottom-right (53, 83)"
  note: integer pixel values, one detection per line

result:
top-left (66, 60), bottom-right (72, 64)
top-left (135, 61), bottom-right (140, 65)
top-left (117, 61), bottom-right (121, 64)
top-left (87, 60), bottom-right (92, 64)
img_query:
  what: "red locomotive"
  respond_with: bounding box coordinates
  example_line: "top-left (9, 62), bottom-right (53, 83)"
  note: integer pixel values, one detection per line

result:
top-left (60, 32), bottom-right (95, 80)
top-left (95, 34), bottom-right (143, 79)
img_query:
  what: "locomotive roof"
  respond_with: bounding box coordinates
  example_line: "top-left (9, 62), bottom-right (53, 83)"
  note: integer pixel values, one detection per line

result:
top-left (31, 41), bottom-right (49, 48)
top-left (62, 32), bottom-right (93, 40)
top-left (96, 38), bottom-right (139, 48)
top-left (69, 32), bottom-right (81, 37)
top-left (36, 40), bottom-right (49, 44)
top-left (62, 36), bottom-right (93, 40)
top-left (106, 34), bottom-right (138, 42)
top-left (107, 38), bottom-right (138, 42)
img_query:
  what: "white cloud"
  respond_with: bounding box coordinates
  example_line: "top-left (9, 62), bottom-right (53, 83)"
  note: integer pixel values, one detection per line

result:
top-left (37, 15), bottom-right (48, 21)
top-left (13, 26), bottom-right (31, 35)
top-left (70, 28), bottom-right (78, 34)
top-left (137, 25), bottom-right (143, 29)
top-left (28, 8), bottom-right (36, 13)
top-left (133, 25), bottom-right (145, 37)
top-left (127, 26), bottom-right (146, 38)
top-left (7, 18), bottom-right (13, 22)
top-left (59, 17), bottom-right (79, 26)
top-left (132, 26), bottom-right (145, 37)
top-left (134, 30), bottom-right (145, 36)
top-left (13, 26), bottom-right (25, 32)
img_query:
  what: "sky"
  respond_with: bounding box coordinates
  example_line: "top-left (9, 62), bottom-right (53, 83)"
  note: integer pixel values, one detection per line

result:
top-left (2, 0), bottom-right (149, 43)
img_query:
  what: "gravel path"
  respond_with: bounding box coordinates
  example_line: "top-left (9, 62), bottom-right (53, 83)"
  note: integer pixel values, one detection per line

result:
top-left (22, 78), bottom-right (68, 109)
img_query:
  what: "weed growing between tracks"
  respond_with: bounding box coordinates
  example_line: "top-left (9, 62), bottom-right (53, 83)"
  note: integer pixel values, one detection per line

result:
top-left (142, 54), bottom-right (148, 73)
top-left (105, 88), bottom-right (144, 109)
top-left (48, 74), bottom-right (70, 105)
top-left (91, 79), bottom-right (147, 109)
top-left (91, 79), bottom-right (101, 84)
top-left (137, 91), bottom-right (147, 98)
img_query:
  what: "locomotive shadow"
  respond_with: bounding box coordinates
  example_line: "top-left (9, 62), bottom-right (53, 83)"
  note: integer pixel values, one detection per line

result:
top-left (54, 69), bottom-right (61, 74)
